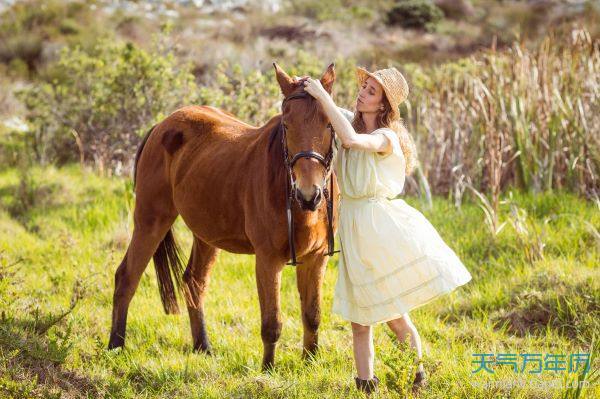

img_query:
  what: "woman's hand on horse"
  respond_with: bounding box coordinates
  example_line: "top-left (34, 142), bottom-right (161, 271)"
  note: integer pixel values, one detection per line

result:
top-left (302, 77), bottom-right (329, 103)
top-left (293, 75), bottom-right (310, 82)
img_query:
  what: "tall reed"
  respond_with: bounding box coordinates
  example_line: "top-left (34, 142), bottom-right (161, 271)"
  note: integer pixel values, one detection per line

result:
top-left (403, 27), bottom-right (599, 199)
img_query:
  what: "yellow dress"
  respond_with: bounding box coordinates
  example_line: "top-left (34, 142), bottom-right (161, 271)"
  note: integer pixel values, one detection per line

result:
top-left (331, 107), bottom-right (472, 326)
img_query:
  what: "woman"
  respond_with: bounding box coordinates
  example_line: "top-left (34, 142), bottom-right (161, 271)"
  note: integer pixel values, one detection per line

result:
top-left (295, 67), bottom-right (472, 395)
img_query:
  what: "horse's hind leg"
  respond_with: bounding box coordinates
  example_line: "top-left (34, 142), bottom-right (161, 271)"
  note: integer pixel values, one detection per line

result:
top-left (108, 209), bottom-right (177, 349)
top-left (184, 236), bottom-right (219, 354)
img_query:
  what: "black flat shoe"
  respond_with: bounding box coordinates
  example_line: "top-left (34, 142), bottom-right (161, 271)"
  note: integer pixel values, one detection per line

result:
top-left (412, 370), bottom-right (427, 393)
top-left (355, 375), bottom-right (380, 395)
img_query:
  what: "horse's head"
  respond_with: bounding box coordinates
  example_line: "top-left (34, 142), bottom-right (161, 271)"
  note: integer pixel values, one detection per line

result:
top-left (273, 62), bottom-right (336, 211)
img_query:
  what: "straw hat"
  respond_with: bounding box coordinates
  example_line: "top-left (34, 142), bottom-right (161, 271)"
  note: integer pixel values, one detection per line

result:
top-left (356, 66), bottom-right (409, 120)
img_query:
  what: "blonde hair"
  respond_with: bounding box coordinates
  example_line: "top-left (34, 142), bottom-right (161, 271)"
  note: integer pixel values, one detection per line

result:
top-left (351, 94), bottom-right (418, 176)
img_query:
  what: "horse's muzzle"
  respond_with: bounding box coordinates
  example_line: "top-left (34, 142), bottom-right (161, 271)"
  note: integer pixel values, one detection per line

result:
top-left (295, 185), bottom-right (322, 211)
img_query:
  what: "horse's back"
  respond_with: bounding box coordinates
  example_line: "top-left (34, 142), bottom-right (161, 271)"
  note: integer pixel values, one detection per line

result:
top-left (134, 105), bottom-right (254, 190)
top-left (169, 105), bottom-right (255, 132)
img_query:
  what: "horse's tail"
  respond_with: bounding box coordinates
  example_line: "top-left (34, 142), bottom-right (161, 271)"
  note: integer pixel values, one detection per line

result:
top-left (153, 228), bottom-right (187, 314)
top-left (133, 124), bottom-right (156, 189)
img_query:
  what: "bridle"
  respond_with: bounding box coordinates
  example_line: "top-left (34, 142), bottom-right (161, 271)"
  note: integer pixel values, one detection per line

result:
top-left (280, 89), bottom-right (340, 266)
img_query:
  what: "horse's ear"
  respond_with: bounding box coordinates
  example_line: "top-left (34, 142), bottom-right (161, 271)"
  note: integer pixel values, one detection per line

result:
top-left (320, 62), bottom-right (336, 94)
top-left (273, 62), bottom-right (295, 97)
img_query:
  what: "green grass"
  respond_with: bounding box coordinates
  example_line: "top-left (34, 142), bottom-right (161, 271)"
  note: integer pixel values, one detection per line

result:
top-left (0, 164), bottom-right (598, 398)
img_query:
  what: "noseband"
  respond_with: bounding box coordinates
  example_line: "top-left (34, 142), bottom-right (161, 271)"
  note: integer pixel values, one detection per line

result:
top-left (280, 89), bottom-right (340, 266)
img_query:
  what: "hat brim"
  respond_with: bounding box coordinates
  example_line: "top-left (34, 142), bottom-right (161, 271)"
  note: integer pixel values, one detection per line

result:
top-left (356, 67), bottom-right (385, 91)
top-left (355, 66), bottom-right (401, 120)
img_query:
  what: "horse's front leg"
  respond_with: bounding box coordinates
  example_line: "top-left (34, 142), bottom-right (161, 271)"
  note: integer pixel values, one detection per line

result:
top-left (295, 250), bottom-right (328, 360)
top-left (255, 251), bottom-right (285, 371)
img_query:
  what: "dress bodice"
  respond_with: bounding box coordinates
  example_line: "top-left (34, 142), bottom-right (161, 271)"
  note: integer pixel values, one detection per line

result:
top-left (333, 107), bottom-right (406, 200)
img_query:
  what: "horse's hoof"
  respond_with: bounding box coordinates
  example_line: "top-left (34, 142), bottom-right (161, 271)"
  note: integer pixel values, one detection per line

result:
top-left (301, 348), bottom-right (318, 363)
top-left (355, 375), bottom-right (380, 395)
top-left (108, 334), bottom-right (125, 350)
top-left (261, 362), bottom-right (275, 373)
top-left (193, 344), bottom-right (213, 356)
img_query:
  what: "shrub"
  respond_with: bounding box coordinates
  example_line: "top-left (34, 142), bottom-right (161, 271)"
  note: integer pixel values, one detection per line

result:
top-left (386, 0), bottom-right (444, 30)
top-left (16, 41), bottom-right (359, 176)
top-left (17, 35), bottom-right (198, 174)
top-left (0, 33), bottom-right (43, 70)
top-left (0, 0), bottom-right (112, 74)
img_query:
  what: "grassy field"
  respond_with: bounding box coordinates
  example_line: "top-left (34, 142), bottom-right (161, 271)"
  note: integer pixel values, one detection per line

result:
top-left (0, 164), bottom-right (598, 398)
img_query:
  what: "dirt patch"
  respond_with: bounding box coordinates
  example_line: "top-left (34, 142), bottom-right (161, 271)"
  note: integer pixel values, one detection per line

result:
top-left (491, 272), bottom-right (599, 343)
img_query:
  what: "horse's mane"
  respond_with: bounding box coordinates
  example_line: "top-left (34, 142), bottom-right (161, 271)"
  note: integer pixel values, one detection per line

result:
top-left (267, 117), bottom-right (283, 154)
top-left (266, 114), bottom-right (286, 188)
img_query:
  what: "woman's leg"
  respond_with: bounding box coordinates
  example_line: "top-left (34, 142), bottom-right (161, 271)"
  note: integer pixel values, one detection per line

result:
top-left (386, 313), bottom-right (424, 373)
top-left (351, 322), bottom-right (375, 380)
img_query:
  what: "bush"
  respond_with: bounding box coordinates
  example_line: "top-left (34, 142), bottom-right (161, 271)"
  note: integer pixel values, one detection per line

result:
top-left (0, 0), bottom-right (113, 75)
top-left (17, 35), bottom-right (198, 174)
top-left (16, 41), bottom-right (359, 176)
top-left (386, 0), bottom-right (444, 30)
top-left (0, 33), bottom-right (43, 70)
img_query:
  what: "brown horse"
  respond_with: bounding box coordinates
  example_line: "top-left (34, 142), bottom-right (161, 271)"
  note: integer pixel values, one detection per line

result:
top-left (108, 63), bottom-right (340, 370)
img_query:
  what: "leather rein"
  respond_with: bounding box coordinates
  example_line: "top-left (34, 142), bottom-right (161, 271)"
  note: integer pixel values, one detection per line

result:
top-left (279, 89), bottom-right (340, 266)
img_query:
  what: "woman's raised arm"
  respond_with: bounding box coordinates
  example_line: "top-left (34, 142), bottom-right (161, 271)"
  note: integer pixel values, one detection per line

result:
top-left (301, 77), bottom-right (391, 155)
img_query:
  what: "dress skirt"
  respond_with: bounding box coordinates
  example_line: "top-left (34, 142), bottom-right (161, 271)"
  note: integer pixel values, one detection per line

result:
top-left (331, 195), bottom-right (472, 326)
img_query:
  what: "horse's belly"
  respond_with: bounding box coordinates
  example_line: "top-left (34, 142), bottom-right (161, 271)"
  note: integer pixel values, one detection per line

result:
top-left (178, 207), bottom-right (254, 254)
top-left (203, 237), bottom-right (255, 254)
